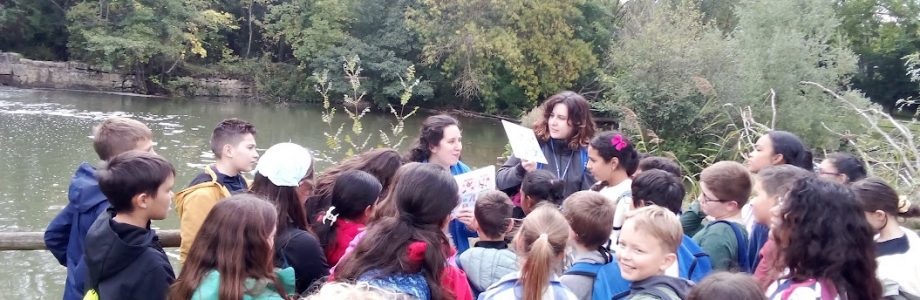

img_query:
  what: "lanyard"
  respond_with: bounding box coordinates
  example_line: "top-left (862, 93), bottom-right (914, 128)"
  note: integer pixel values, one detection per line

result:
top-left (549, 141), bottom-right (573, 180)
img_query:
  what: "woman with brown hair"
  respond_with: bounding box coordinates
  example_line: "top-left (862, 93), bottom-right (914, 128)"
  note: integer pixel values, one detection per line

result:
top-left (497, 91), bottom-right (596, 200)
top-left (404, 114), bottom-right (476, 253)
top-left (168, 194), bottom-right (294, 299)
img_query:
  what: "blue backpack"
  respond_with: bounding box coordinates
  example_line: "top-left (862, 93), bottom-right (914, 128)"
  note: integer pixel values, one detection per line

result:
top-left (566, 237), bottom-right (712, 300)
top-left (676, 235), bottom-right (713, 282)
top-left (564, 258), bottom-right (631, 300)
top-left (711, 220), bottom-right (752, 273)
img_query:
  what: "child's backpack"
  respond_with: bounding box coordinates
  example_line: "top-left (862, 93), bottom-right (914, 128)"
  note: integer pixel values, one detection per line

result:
top-left (676, 235), bottom-right (712, 282)
top-left (564, 248), bottom-right (636, 300)
top-left (712, 220), bottom-right (752, 273)
top-left (565, 259), bottom-right (631, 300)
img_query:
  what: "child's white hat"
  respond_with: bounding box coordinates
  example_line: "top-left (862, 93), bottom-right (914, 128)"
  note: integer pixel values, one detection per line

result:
top-left (255, 142), bottom-right (312, 187)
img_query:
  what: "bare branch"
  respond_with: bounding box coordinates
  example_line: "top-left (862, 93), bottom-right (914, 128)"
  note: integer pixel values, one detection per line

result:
top-left (769, 88), bottom-right (777, 130)
top-left (801, 81), bottom-right (919, 177)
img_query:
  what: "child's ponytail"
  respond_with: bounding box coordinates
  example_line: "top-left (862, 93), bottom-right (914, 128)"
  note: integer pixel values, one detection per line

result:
top-left (514, 205), bottom-right (571, 300)
top-left (522, 170), bottom-right (565, 207)
top-left (852, 178), bottom-right (920, 218)
top-left (522, 233), bottom-right (553, 300)
top-left (589, 131), bottom-right (639, 177)
top-left (897, 197), bottom-right (920, 218)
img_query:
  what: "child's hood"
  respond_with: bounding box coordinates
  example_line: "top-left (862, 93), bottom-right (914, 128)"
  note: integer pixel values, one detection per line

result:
top-left (69, 162), bottom-right (108, 212)
top-left (84, 211), bottom-right (159, 281)
top-left (631, 275), bottom-right (695, 299)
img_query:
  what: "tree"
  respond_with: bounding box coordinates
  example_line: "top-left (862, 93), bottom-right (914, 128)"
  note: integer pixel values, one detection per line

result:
top-left (409, 0), bottom-right (598, 114)
top-left (731, 0), bottom-right (864, 149)
top-left (66, 0), bottom-right (235, 92)
top-left (600, 1), bottom-right (737, 140)
top-left (0, 0), bottom-right (74, 60)
top-left (264, 0), bottom-right (432, 105)
top-left (836, 0), bottom-right (920, 113)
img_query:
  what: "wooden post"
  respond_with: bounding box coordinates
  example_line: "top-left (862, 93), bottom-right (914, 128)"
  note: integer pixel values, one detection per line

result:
top-left (0, 230), bottom-right (180, 251)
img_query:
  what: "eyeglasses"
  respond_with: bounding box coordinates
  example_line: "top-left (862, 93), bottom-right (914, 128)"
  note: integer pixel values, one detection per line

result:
top-left (700, 192), bottom-right (730, 204)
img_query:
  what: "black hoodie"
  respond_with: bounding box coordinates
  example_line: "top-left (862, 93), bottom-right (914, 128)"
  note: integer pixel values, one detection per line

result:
top-left (83, 210), bottom-right (175, 300)
top-left (628, 275), bottom-right (695, 300)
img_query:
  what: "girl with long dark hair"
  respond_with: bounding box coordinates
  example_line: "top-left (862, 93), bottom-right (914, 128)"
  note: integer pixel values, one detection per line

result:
top-left (766, 177), bottom-right (882, 299)
top-left (333, 163), bottom-right (473, 300)
top-left (250, 143), bottom-right (328, 294)
top-left (168, 195), bottom-right (293, 299)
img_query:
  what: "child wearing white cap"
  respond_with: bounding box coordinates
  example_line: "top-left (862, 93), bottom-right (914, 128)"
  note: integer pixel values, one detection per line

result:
top-left (250, 142), bottom-right (329, 294)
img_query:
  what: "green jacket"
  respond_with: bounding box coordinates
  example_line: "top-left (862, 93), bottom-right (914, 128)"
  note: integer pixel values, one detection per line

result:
top-left (191, 268), bottom-right (296, 300)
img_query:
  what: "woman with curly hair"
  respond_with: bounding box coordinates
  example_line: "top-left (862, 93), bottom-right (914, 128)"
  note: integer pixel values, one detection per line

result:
top-left (766, 177), bottom-right (881, 299)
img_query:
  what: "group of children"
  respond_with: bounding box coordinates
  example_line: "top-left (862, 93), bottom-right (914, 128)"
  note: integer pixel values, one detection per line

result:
top-left (42, 90), bottom-right (920, 300)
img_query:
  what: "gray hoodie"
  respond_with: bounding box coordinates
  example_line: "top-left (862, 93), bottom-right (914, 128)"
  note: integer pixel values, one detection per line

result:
top-left (626, 275), bottom-right (695, 300)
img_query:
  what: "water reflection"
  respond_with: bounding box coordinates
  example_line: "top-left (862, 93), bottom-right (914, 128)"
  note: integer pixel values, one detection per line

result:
top-left (0, 87), bottom-right (508, 298)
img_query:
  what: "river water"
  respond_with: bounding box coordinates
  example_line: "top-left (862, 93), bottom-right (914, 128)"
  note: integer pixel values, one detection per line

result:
top-left (0, 87), bottom-right (509, 299)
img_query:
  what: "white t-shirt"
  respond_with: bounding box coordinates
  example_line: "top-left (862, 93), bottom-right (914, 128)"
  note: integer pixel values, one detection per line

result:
top-left (599, 180), bottom-right (632, 247)
top-left (876, 228), bottom-right (920, 297)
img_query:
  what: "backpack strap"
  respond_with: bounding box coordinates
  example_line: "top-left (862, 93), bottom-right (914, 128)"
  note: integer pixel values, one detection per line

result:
top-left (203, 165), bottom-right (220, 184)
top-left (778, 279), bottom-right (818, 300)
top-left (564, 262), bottom-right (602, 278)
top-left (688, 250), bottom-right (710, 278)
top-left (645, 285), bottom-right (681, 300)
top-left (712, 220), bottom-right (751, 273)
top-left (817, 278), bottom-right (839, 299)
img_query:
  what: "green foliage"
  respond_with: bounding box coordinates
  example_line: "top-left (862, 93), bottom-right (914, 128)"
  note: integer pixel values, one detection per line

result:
top-left (731, 0), bottom-right (862, 149)
top-left (600, 0), bottom-right (735, 142)
top-left (164, 76), bottom-right (200, 97)
top-left (599, 0), bottom-right (871, 177)
top-left (837, 0), bottom-right (920, 112)
top-left (409, 0), bottom-right (599, 114)
top-left (265, 0), bottom-right (433, 107)
top-left (316, 56), bottom-right (421, 161)
top-left (0, 0), bottom-right (71, 60)
top-left (66, 0), bottom-right (235, 92)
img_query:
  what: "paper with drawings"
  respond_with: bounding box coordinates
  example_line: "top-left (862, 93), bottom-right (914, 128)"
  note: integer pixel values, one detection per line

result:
top-left (501, 120), bottom-right (548, 164)
top-left (452, 165), bottom-right (496, 217)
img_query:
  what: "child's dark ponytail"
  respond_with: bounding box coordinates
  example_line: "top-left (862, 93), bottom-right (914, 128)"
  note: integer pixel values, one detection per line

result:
top-left (851, 178), bottom-right (920, 218)
top-left (313, 170), bottom-right (382, 249)
top-left (589, 131), bottom-right (640, 177)
top-left (522, 169), bottom-right (564, 206)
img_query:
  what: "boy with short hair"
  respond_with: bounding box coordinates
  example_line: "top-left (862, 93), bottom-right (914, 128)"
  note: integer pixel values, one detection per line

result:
top-left (617, 206), bottom-right (693, 299)
top-left (680, 161), bottom-right (752, 272)
top-left (44, 117), bottom-right (154, 300)
top-left (560, 191), bottom-right (616, 300)
top-left (635, 156), bottom-right (682, 178)
top-left (457, 191), bottom-right (517, 296)
top-left (175, 118), bottom-right (258, 261)
top-left (631, 169), bottom-right (712, 282)
top-left (83, 151), bottom-right (176, 300)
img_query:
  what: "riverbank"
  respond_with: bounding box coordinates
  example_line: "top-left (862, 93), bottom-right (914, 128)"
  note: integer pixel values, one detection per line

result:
top-left (0, 52), bottom-right (253, 98)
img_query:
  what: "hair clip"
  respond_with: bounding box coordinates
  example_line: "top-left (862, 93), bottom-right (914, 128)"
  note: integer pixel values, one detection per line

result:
top-left (898, 196), bottom-right (912, 214)
top-left (322, 206), bottom-right (339, 225)
top-left (610, 135), bottom-right (628, 151)
top-left (407, 241), bottom-right (427, 264)
top-left (538, 233), bottom-right (549, 240)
